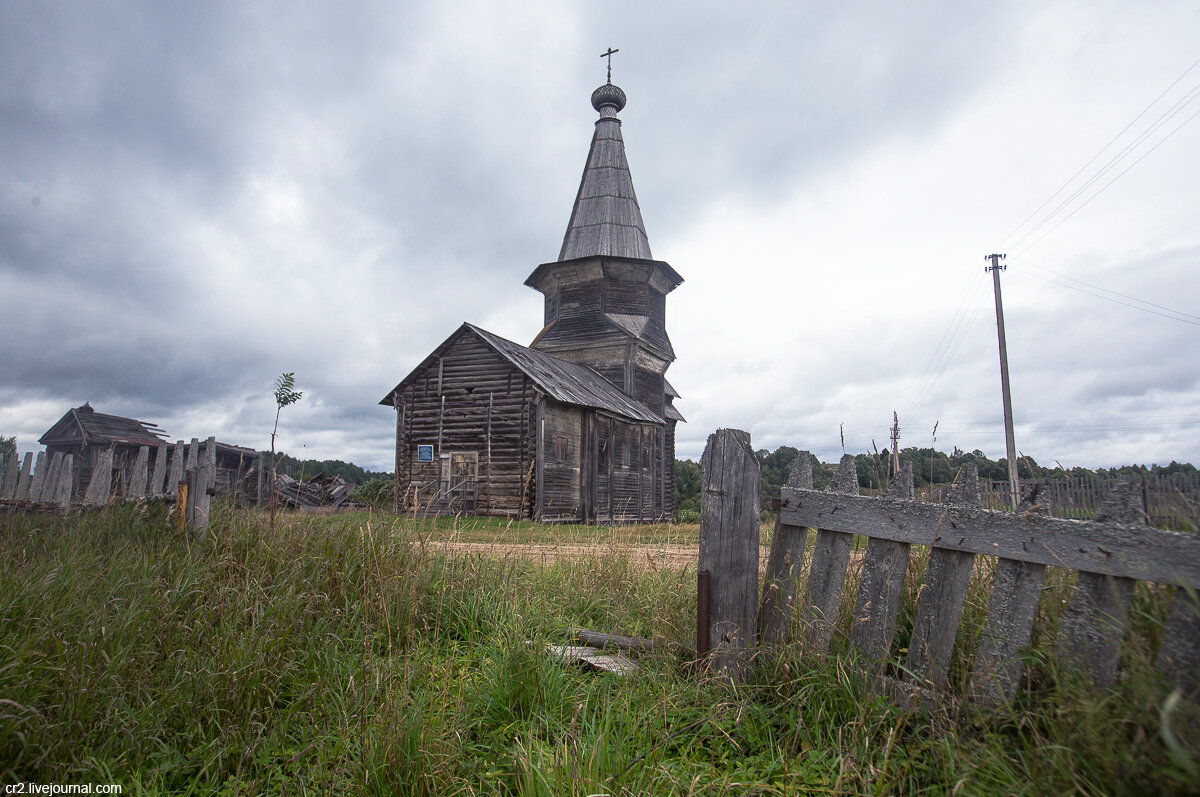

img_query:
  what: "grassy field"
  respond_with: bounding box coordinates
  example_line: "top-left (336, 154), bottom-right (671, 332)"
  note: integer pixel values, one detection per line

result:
top-left (1, 503), bottom-right (1197, 795)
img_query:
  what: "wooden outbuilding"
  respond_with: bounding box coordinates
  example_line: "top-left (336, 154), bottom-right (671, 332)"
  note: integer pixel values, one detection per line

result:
top-left (381, 77), bottom-right (684, 522)
top-left (38, 403), bottom-right (259, 502)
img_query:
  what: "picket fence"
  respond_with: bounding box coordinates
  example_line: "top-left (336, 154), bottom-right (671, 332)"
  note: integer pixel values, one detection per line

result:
top-left (698, 429), bottom-right (1199, 704)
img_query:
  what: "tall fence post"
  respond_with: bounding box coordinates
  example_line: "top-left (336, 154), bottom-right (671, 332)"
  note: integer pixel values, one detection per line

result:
top-left (184, 437), bottom-right (217, 537)
top-left (1, 450), bottom-right (20, 499)
top-left (698, 429), bottom-right (761, 680)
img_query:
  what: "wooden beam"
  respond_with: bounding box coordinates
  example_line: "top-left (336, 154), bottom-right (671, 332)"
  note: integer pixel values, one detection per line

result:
top-left (780, 482), bottom-right (1200, 587)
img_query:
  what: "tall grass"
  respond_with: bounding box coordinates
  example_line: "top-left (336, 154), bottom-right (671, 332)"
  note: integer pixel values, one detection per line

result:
top-left (1, 502), bottom-right (1196, 794)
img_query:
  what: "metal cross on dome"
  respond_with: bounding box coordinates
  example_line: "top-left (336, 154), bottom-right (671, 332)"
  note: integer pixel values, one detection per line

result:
top-left (601, 47), bottom-right (619, 83)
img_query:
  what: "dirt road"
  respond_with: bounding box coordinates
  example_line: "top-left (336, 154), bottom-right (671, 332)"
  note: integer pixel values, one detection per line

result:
top-left (428, 540), bottom-right (704, 569)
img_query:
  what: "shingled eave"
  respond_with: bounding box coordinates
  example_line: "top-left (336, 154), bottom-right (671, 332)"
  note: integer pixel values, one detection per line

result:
top-left (524, 254), bottom-right (683, 293)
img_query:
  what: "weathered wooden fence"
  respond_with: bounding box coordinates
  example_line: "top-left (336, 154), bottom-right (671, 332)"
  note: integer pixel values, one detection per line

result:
top-left (0, 437), bottom-right (230, 531)
top-left (975, 472), bottom-right (1200, 529)
top-left (698, 428), bottom-right (1200, 703)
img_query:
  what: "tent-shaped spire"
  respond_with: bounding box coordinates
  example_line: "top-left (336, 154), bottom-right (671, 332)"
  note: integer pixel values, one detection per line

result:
top-left (557, 81), bottom-right (653, 261)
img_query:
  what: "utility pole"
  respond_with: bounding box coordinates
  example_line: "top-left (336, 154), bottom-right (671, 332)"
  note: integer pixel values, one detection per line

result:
top-left (890, 411), bottom-right (900, 479)
top-left (985, 253), bottom-right (1019, 510)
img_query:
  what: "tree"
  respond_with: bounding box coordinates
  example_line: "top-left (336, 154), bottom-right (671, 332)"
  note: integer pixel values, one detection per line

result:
top-left (0, 434), bottom-right (14, 459)
top-left (270, 372), bottom-right (303, 528)
top-left (675, 459), bottom-right (701, 516)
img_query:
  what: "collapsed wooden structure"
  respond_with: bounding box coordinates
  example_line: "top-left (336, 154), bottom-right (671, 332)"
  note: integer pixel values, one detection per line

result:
top-left (381, 77), bottom-right (683, 522)
top-left (0, 404), bottom-right (262, 507)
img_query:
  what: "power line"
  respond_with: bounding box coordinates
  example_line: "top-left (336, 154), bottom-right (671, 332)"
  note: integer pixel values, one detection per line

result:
top-left (1012, 100), bottom-right (1200, 257)
top-left (997, 55), bottom-right (1200, 253)
top-left (1011, 262), bottom-right (1200, 327)
top-left (900, 271), bottom-right (989, 423)
top-left (1013, 257), bottom-right (1200, 323)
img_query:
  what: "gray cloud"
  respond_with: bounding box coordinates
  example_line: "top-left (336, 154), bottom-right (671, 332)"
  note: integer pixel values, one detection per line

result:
top-left (2, 1), bottom-right (1198, 472)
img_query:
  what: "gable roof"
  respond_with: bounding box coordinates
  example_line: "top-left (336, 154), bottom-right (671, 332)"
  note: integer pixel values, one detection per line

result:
top-left (39, 403), bottom-right (168, 448)
top-left (380, 323), bottom-right (663, 424)
top-left (558, 81), bottom-right (653, 262)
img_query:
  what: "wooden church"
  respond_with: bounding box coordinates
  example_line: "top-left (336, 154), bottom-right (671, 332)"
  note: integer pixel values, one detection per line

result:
top-left (380, 73), bottom-right (684, 522)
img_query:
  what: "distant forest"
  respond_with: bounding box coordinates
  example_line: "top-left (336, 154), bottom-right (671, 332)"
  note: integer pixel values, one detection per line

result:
top-left (674, 445), bottom-right (1198, 517)
top-left (266, 452), bottom-right (391, 486)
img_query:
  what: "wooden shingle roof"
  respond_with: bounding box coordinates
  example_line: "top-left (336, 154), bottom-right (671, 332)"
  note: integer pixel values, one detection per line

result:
top-left (380, 323), bottom-right (663, 424)
top-left (38, 403), bottom-right (168, 448)
top-left (557, 81), bottom-right (653, 262)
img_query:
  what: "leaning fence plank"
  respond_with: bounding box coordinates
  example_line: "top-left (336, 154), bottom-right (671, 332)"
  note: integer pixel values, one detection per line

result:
top-left (27, 451), bottom-right (48, 502)
top-left (128, 446), bottom-right (149, 499)
top-left (40, 453), bottom-right (64, 505)
top-left (167, 441), bottom-right (185, 497)
top-left (0, 451), bottom-right (18, 499)
top-left (759, 452), bottom-right (815, 646)
top-left (14, 452), bottom-right (34, 501)
top-left (82, 448), bottom-right (115, 507)
top-left (150, 442), bottom-right (169, 496)
top-left (906, 464), bottom-right (982, 691)
top-left (185, 438), bottom-right (199, 474)
top-left (850, 462), bottom-right (915, 663)
top-left (801, 454), bottom-right (860, 655)
top-left (55, 455), bottom-right (74, 507)
top-left (1156, 589), bottom-right (1200, 698)
top-left (698, 429), bottom-right (761, 680)
top-left (971, 489), bottom-right (1049, 702)
top-left (1055, 481), bottom-right (1141, 688)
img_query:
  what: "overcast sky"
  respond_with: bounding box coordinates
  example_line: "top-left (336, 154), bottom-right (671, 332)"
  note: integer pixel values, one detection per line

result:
top-left (2, 1), bottom-right (1199, 472)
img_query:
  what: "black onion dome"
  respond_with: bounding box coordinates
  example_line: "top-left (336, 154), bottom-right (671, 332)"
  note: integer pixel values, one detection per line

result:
top-left (590, 82), bottom-right (627, 113)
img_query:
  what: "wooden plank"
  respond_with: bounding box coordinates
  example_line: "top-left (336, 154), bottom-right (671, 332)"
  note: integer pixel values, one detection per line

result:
top-left (1156, 588), bottom-right (1200, 698)
top-left (128, 446), bottom-right (149, 499)
top-left (55, 455), bottom-right (74, 507)
top-left (698, 428), bottom-right (761, 679)
top-left (850, 461), bottom-right (915, 664)
top-left (167, 441), bottom-right (185, 497)
top-left (780, 482), bottom-right (1200, 588)
top-left (150, 443), bottom-right (169, 496)
top-left (972, 558), bottom-right (1045, 701)
top-left (27, 451), bottom-right (48, 502)
top-left (1055, 480), bottom-right (1141, 688)
top-left (547, 645), bottom-right (638, 676)
top-left (800, 454), bottom-right (859, 655)
top-left (572, 628), bottom-right (657, 653)
top-left (972, 488), bottom-right (1049, 703)
top-left (14, 452), bottom-right (34, 501)
top-left (184, 438), bottom-right (199, 474)
top-left (82, 448), bottom-right (114, 507)
top-left (906, 464), bottom-right (982, 691)
top-left (1, 451), bottom-right (19, 499)
top-left (759, 451), bottom-right (815, 646)
top-left (39, 452), bottom-right (63, 505)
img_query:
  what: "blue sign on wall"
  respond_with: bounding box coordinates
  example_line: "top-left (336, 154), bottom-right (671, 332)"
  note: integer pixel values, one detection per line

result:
top-left (417, 445), bottom-right (434, 462)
